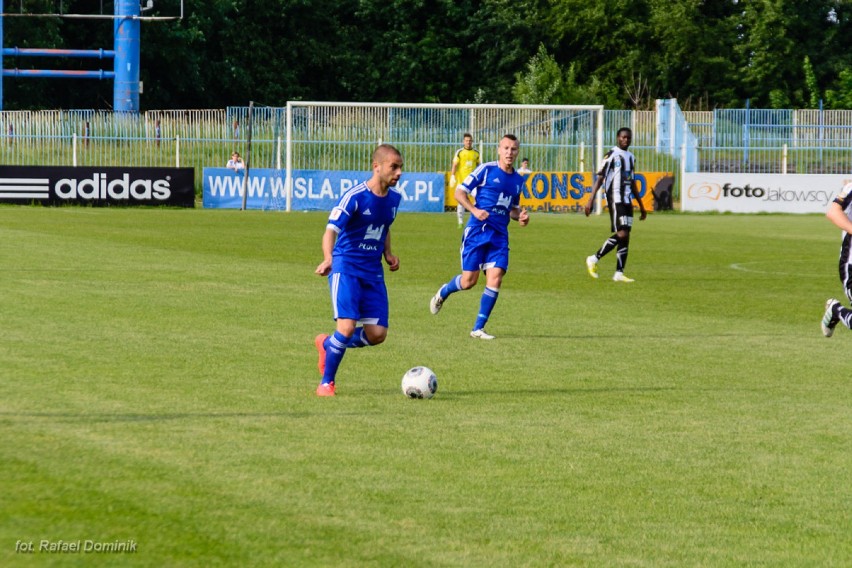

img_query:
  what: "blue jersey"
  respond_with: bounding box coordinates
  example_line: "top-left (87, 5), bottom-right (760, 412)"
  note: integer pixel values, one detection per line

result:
top-left (326, 182), bottom-right (402, 280)
top-left (459, 161), bottom-right (524, 236)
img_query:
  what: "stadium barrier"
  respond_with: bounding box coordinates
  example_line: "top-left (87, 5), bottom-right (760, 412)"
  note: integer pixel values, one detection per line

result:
top-left (0, 165), bottom-right (194, 206)
top-left (682, 173), bottom-right (852, 213)
top-left (2, 104), bottom-right (852, 210)
top-left (442, 171), bottom-right (662, 213)
top-left (202, 167), bottom-right (663, 213)
top-left (203, 168), bottom-right (444, 211)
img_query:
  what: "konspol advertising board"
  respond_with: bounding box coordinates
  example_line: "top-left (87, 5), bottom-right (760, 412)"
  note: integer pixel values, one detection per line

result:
top-left (516, 171), bottom-right (662, 213)
top-left (442, 171), bottom-right (666, 212)
top-left (0, 166), bottom-right (195, 207)
top-left (682, 173), bottom-right (852, 213)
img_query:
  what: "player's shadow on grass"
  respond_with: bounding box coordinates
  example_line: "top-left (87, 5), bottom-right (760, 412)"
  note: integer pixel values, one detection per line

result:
top-left (0, 411), bottom-right (329, 423)
top-left (446, 386), bottom-right (679, 397)
top-left (501, 332), bottom-right (788, 340)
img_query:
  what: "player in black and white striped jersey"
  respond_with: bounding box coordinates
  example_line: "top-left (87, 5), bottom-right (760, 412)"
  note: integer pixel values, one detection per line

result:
top-left (821, 180), bottom-right (852, 337)
top-left (583, 127), bottom-right (647, 282)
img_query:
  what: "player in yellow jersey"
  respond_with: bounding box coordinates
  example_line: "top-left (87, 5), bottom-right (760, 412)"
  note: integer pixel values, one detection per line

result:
top-left (450, 133), bottom-right (481, 227)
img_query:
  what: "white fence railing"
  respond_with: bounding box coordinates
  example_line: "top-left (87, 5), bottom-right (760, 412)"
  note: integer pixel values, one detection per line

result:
top-left (2, 105), bottom-right (850, 197)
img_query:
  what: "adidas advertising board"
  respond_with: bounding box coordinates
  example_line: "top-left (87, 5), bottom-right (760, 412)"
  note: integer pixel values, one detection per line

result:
top-left (0, 166), bottom-right (195, 207)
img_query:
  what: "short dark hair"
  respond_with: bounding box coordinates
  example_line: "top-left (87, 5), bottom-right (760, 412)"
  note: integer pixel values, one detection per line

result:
top-left (502, 133), bottom-right (518, 142)
top-left (463, 133), bottom-right (473, 139)
top-left (372, 143), bottom-right (402, 163)
top-left (617, 127), bottom-right (632, 136)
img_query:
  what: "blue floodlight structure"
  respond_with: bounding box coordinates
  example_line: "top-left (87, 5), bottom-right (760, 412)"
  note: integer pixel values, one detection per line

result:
top-left (0, 1), bottom-right (182, 112)
top-left (113, 0), bottom-right (141, 112)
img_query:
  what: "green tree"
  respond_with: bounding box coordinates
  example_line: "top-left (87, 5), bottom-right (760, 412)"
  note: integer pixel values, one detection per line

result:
top-left (544, 0), bottom-right (650, 108)
top-left (644, 0), bottom-right (740, 107)
top-left (734, 0), bottom-right (843, 108)
top-left (349, 0), bottom-right (476, 103)
top-left (454, 0), bottom-right (547, 103)
top-left (825, 69), bottom-right (852, 109)
top-left (512, 43), bottom-right (562, 105)
top-left (768, 89), bottom-right (791, 109)
top-left (3, 0), bottom-right (852, 110)
top-left (802, 56), bottom-right (821, 108)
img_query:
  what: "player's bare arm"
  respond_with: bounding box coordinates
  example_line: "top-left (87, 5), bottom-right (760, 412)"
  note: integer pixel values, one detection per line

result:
top-left (511, 206), bottom-right (529, 226)
top-left (826, 201), bottom-right (852, 233)
top-left (636, 196), bottom-right (648, 221)
top-left (585, 178), bottom-right (603, 217)
top-left (456, 186), bottom-right (488, 221)
top-left (384, 231), bottom-right (400, 271)
top-left (315, 228), bottom-right (336, 276)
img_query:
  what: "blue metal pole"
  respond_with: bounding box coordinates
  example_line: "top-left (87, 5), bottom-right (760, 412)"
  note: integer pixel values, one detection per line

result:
top-left (819, 98), bottom-right (824, 166)
top-left (114, 0), bottom-right (140, 112)
top-left (2, 47), bottom-right (116, 59)
top-left (2, 69), bottom-right (116, 79)
top-left (1, 0), bottom-right (5, 111)
top-left (743, 98), bottom-right (750, 165)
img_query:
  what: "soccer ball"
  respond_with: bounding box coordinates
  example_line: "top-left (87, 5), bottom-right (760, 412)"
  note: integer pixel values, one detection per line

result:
top-left (401, 366), bottom-right (438, 399)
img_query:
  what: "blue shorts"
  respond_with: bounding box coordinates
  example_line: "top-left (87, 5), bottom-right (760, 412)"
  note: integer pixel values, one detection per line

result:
top-left (328, 272), bottom-right (389, 327)
top-left (460, 225), bottom-right (510, 273)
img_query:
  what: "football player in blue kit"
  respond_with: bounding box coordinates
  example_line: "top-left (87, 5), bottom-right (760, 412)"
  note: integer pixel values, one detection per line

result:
top-left (429, 134), bottom-right (530, 339)
top-left (314, 144), bottom-right (403, 396)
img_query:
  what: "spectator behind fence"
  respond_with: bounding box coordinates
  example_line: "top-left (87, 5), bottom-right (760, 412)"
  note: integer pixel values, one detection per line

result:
top-left (227, 151), bottom-right (245, 172)
top-left (518, 158), bottom-right (531, 174)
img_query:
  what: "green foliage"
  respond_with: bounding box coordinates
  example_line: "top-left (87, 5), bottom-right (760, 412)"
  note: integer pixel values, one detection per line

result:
top-left (803, 56), bottom-right (821, 109)
top-left (511, 41), bottom-right (616, 107)
top-left (1, 0), bottom-right (850, 109)
top-left (768, 89), bottom-right (792, 109)
top-left (825, 68), bottom-right (852, 109)
top-left (511, 43), bottom-right (562, 105)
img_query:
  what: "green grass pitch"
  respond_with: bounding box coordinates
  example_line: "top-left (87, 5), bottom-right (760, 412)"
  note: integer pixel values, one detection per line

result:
top-left (1, 207), bottom-right (849, 567)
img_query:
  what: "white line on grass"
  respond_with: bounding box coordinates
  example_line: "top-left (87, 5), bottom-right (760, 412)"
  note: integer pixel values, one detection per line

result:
top-left (730, 259), bottom-right (824, 277)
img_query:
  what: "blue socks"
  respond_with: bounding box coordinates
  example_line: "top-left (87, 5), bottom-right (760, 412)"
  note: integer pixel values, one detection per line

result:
top-left (345, 327), bottom-right (372, 348)
top-left (439, 275), bottom-right (463, 299)
top-left (473, 286), bottom-right (499, 331)
top-left (322, 328), bottom-right (373, 385)
top-left (322, 331), bottom-right (349, 384)
top-left (440, 276), bottom-right (500, 331)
